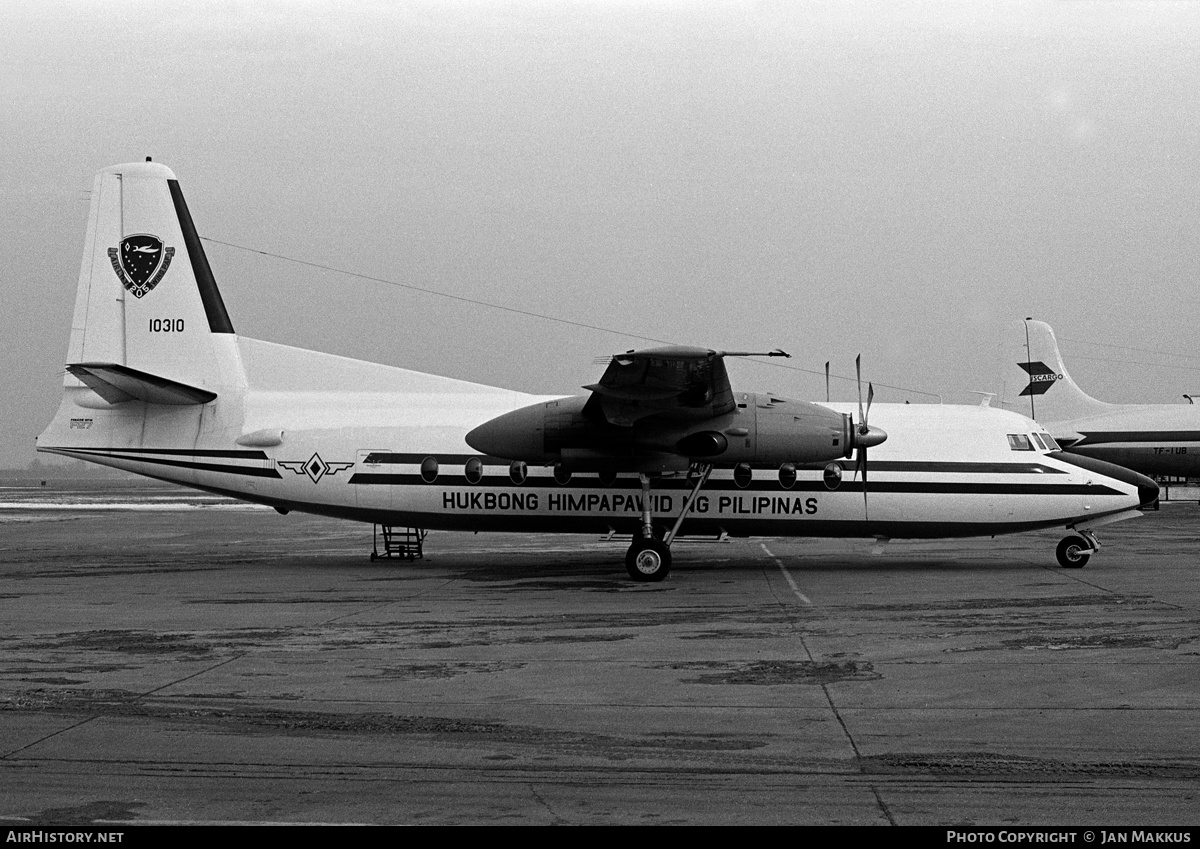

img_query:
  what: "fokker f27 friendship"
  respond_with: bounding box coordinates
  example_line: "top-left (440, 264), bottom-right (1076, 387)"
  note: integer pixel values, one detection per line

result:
top-left (37, 162), bottom-right (1158, 580)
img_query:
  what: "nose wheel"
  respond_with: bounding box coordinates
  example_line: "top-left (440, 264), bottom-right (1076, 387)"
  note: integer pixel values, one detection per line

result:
top-left (1056, 533), bottom-right (1095, 568)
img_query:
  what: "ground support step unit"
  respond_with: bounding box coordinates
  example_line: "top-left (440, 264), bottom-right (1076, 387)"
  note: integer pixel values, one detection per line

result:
top-left (371, 525), bottom-right (427, 561)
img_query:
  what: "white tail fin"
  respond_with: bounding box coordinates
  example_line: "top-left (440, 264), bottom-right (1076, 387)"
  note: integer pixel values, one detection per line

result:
top-left (1004, 319), bottom-right (1112, 423)
top-left (67, 160), bottom-right (243, 398)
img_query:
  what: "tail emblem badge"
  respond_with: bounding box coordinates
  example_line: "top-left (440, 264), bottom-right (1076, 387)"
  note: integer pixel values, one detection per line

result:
top-left (108, 233), bottom-right (175, 298)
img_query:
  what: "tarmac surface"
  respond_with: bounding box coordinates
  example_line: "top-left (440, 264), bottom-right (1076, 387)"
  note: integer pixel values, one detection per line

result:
top-left (1, 480), bottom-right (1198, 826)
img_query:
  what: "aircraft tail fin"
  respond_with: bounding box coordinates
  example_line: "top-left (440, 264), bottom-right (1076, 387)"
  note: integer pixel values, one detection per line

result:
top-left (65, 160), bottom-right (243, 400)
top-left (1004, 318), bottom-right (1111, 423)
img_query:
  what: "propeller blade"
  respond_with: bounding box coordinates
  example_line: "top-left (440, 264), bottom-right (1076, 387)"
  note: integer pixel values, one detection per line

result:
top-left (855, 358), bottom-right (872, 521)
top-left (856, 355), bottom-right (864, 425)
top-left (860, 447), bottom-right (869, 520)
top-left (848, 440), bottom-right (869, 520)
top-left (855, 445), bottom-right (868, 483)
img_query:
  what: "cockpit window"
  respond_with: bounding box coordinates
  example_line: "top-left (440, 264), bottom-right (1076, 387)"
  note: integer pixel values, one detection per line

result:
top-left (1030, 433), bottom-right (1047, 450)
top-left (1007, 434), bottom-right (1035, 451)
top-left (1041, 433), bottom-right (1061, 451)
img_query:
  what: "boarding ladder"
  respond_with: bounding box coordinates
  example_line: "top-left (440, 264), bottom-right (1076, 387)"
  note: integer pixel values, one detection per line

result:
top-left (370, 525), bottom-right (427, 561)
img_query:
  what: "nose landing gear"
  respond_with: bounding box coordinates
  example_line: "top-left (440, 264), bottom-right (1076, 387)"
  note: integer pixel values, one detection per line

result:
top-left (1056, 529), bottom-right (1099, 568)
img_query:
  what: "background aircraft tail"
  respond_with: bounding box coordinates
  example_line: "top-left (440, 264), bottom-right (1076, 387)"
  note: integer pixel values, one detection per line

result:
top-left (65, 160), bottom-right (244, 400)
top-left (1003, 318), bottom-right (1111, 423)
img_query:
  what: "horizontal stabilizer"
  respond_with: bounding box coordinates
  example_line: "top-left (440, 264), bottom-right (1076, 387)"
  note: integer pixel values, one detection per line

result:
top-left (66, 363), bottom-right (217, 406)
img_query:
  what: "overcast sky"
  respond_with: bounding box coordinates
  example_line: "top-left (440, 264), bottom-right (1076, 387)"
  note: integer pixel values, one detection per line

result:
top-left (4, 1), bottom-right (1200, 468)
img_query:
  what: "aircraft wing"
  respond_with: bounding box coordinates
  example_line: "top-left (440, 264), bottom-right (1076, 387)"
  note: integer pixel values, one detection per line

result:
top-left (581, 346), bottom-right (786, 427)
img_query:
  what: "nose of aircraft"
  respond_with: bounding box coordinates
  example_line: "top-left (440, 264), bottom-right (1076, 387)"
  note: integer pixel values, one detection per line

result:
top-left (1137, 475), bottom-right (1160, 509)
top-left (1053, 452), bottom-right (1159, 508)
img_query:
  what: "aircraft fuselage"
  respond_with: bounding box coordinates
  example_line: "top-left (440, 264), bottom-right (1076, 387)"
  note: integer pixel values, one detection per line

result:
top-left (39, 335), bottom-right (1152, 541)
top-left (1046, 408), bottom-right (1200, 479)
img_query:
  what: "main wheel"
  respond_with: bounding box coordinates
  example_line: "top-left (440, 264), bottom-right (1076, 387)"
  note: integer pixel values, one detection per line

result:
top-left (625, 538), bottom-right (671, 582)
top-left (1056, 535), bottom-right (1091, 568)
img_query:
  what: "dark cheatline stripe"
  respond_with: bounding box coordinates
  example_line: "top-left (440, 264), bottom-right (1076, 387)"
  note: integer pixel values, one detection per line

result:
top-left (360, 454), bottom-right (1064, 475)
top-left (863, 461), bottom-right (1065, 474)
top-left (51, 448), bottom-right (280, 478)
top-left (73, 446), bottom-right (270, 459)
top-left (1073, 430), bottom-right (1200, 446)
top-left (362, 452), bottom-right (511, 465)
top-left (168, 178), bottom-right (234, 334)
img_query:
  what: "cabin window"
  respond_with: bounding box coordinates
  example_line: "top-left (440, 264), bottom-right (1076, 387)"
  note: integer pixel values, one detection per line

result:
top-left (823, 462), bottom-right (843, 490)
top-left (464, 457), bottom-right (483, 484)
top-left (509, 461), bottom-right (527, 485)
top-left (1007, 434), bottom-right (1035, 451)
top-left (778, 463), bottom-right (796, 489)
top-left (553, 463), bottom-right (572, 485)
top-left (420, 456), bottom-right (438, 483)
top-left (734, 463), bottom-right (752, 488)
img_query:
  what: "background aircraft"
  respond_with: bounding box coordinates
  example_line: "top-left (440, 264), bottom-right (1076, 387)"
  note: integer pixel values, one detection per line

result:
top-left (37, 163), bottom-right (1157, 580)
top-left (1002, 319), bottom-right (1200, 479)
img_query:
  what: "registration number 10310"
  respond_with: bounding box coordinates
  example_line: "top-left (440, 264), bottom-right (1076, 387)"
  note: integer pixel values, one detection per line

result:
top-left (149, 318), bottom-right (185, 332)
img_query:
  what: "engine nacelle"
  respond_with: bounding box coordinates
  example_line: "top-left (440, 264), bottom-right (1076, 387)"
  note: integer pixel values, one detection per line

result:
top-left (751, 399), bottom-right (851, 467)
top-left (465, 392), bottom-right (881, 471)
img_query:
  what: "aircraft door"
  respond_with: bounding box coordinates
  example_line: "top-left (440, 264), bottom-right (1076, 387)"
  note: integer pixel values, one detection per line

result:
top-left (355, 449), bottom-right (392, 511)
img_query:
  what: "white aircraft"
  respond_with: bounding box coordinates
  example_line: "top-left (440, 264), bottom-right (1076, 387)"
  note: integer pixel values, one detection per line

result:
top-left (37, 162), bottom-right (1158, 578)
top-left (1004, 318), bottom-right (1200, 479)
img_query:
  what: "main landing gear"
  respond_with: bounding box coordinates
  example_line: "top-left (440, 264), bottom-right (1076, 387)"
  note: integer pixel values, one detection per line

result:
top-left (1056, 530), bottom-right (1098, 568)
top-left (625, 465), bottom-right (713, 583)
